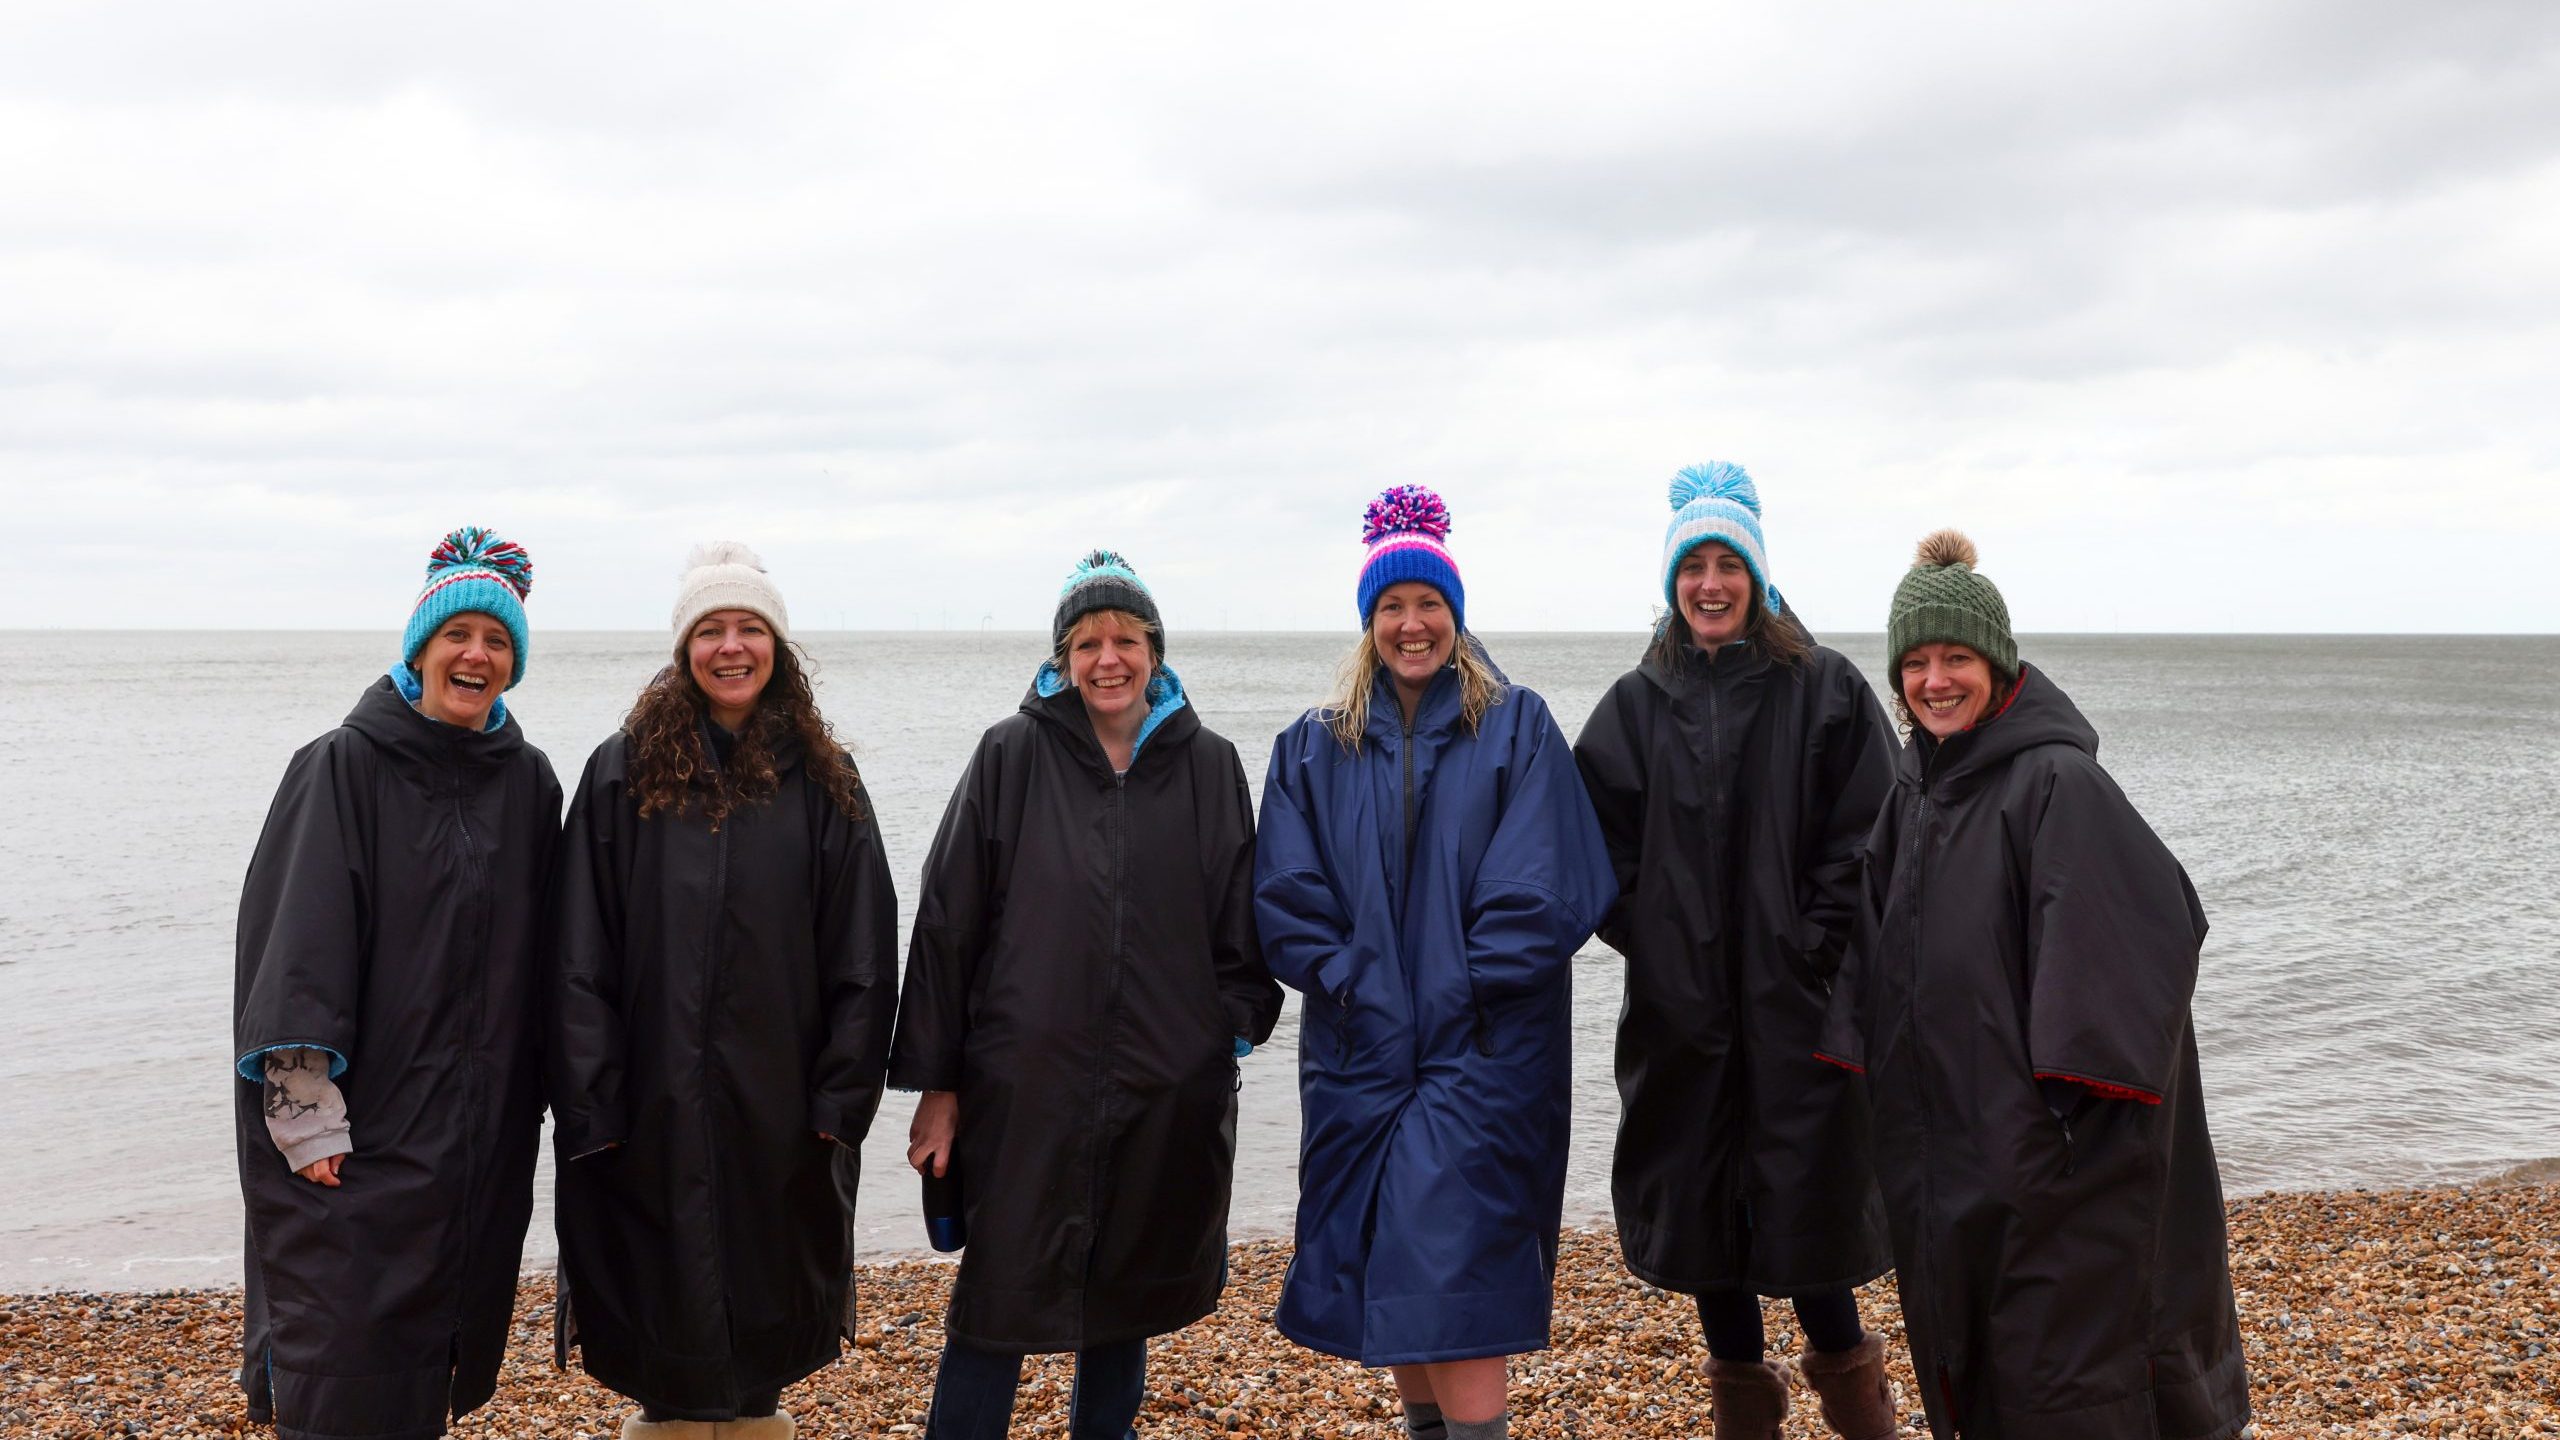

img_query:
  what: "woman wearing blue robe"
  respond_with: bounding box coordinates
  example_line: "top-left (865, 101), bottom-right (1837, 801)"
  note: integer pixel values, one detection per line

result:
top-left (1254, 486), bottom-right (1617, 1440)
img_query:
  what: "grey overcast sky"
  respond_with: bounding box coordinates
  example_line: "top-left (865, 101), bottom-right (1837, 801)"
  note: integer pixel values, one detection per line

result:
top-left (4, 1), bottom-right (2556, 633)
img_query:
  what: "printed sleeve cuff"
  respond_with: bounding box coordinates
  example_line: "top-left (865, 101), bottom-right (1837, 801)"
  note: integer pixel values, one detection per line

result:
top-left (280, 1131), bottom-right (353, 1172)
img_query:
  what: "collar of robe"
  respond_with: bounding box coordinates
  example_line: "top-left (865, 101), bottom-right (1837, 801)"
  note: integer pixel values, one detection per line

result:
top-left (348, 672), bottom-right (527, 780)
top-left (1905, 665), bottom-right (2099, 797)
top-left (1026, 659), bottom-right (1194, 777)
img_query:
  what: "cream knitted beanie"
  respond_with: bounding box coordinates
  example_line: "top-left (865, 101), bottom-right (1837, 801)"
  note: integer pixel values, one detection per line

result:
top-left (671, 541), bottom-right (790, 642)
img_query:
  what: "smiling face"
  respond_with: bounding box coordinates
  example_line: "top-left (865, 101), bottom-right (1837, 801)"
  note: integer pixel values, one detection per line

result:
top-left (1675, 541), bottom-right (1753, 649)
top-left (1900, 642), bottom-right (1998, 738)
top-left (1371, 581), bottom-right (1457, 698)
top-left (412, 612), bottom-right (512, 728)
top-left (1064, 610), bottom-right (1156, 729)
top-left (686, 608), bottom-right (776, 729)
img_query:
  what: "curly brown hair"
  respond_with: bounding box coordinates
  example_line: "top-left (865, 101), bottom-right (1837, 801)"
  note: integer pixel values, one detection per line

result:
top-left (623, 639), bottom-right (865, 829)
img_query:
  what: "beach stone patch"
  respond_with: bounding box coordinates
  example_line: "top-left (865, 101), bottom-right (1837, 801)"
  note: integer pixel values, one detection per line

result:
top-left (0, 1186), bottom-right (2552, 1437)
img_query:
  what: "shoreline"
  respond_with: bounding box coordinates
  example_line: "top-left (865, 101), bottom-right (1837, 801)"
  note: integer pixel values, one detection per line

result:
top-left (5, 1185), bottom-right (2553, 1438)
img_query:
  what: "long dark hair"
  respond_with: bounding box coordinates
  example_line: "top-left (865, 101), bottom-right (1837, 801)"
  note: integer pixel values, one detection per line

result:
top-left (1646, 576), bottom-right (1813, 674)
top-left (624, 639), bottom-right (864, 829)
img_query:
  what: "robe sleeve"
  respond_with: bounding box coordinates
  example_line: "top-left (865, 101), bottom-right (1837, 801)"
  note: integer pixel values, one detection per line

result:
top-left (1793, 661), bottom-right (1897, 981)
top-left (234, 735), bottom-right (368, 1083)
top-left (1815, 797), bottom-right (1903, 1075)
top-left (888, 736), bottom-right (1001, 1093)
top-left (2021, 757), bottom-right (2207, 1105)
top-left (1464, 701), bottom-right (1619, 1002)
top-left (806, 770), bottom-right (901, 1142)
top-left (1210, 750), bottom-right (1284, 1045)
top-left (1251, 728), bottom-right (1358, 1005)
top-left (1569, 681), bottom-right (1646, 959)
top-left (548, 747), bottom-right (631, 1157)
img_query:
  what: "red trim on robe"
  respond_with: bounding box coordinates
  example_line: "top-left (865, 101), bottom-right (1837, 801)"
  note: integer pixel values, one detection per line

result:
top-left (2035, 1070), bottom-right (2162, 1105)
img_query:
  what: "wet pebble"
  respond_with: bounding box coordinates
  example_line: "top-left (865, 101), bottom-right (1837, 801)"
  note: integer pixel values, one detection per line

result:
top-left (1, 1188), bottom-right (2555, 1436)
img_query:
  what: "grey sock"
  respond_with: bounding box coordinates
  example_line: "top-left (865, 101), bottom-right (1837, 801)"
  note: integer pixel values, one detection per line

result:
top-left (1402, 1399), bottom-right (1447, 1439)
top-left (1445, 1413), bottom-right (1508, 1440)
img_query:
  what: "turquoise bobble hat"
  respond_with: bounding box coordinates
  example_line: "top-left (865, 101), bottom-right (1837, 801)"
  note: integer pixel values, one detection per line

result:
top-left (400, 526), bottom-right (533, 689)
top-left (1054, 549), bottom-right (1164, 657)
top-left (1356, 485), bottom-right (1465, 630)
top-left (1660, 462), bottom-right (1782, 617)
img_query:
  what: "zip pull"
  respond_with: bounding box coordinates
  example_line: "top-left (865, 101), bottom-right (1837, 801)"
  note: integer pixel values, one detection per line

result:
top-left (2058, 1111), bottom-right (2077, 1177)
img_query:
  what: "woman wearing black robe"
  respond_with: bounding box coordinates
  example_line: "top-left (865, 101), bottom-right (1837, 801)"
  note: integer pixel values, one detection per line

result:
top-left (550, 543), bottom-right (900, 1439)
top-left (1819, 530), bottom-right (2249, 1439)
top-left (1571, 465), bottom-right (1899, 1440)
top-left (892, 551), bottom-right (1282, 1440)
top-left (233, 527), bottom-right (557, 1440)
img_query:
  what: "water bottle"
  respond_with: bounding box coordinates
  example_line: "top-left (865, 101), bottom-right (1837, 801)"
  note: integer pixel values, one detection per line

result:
top-left (922, 1162), bottom-right (966, 1253)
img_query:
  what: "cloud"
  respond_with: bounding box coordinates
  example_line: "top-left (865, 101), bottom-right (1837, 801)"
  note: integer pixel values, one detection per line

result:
top-left (1, 0), bottom-right (2554, 632)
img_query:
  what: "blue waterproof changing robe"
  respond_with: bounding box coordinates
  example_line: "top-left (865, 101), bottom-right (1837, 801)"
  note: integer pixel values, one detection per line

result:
top-left (1255, 661), bottom-right (1616, 1366)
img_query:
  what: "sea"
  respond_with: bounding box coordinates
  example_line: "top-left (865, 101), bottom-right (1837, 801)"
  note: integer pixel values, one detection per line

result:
top-left (2, 630), bottom-right (2555, 1293)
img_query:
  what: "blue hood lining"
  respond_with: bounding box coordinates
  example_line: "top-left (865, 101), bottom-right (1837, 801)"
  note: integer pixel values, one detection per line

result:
top-left (389, 662), bottom-right (509, 733)
top-left (1034, 660), bottom-right (1188, 763)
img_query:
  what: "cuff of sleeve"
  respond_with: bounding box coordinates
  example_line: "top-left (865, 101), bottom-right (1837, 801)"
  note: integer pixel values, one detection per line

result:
top-left (554, 1108), bottom-right (628, 1158)
top-left (280, 1131), bottom-right (353, 1171)
top-left (886, 1059), bottom-right (961, 1094)
top-left (2032, 1070), bottom-right (2162, 1105)
top-left (238, 1043), bottom-right (349, 1082)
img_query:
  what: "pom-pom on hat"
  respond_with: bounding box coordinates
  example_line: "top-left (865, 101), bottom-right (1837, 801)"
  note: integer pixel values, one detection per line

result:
top-left (1660, 461), bottom-right (1782, 618)
top-left (1053, 548), bottom-right (1165, 658)
top-left (1887, 528), bottom-right (2016, 678)
top-left (401, 526), bottom-right (534, 690)
top-left (672, 541), bottom-right (790, 643)
top-left (1356, 484), bottom-right (1465, 630)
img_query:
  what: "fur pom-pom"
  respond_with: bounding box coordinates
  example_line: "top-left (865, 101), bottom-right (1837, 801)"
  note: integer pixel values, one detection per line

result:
top-left (683, 540), bottom-right (766, 574)
top-left (1913, 528), bottom-right (1978, 570)
top-left (427, 525), bottom-right (533, 599)
top-left (1361, 485), bottom-right (1453, 545)
top-left (1074, 547), bottom-right (1137, 577)
top-left (1667, 461), bottom-right (1760, 517)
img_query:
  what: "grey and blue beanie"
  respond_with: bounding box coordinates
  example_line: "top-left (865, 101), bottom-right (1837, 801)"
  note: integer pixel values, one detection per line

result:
top-left (1660, 462), bottom-right (1781, 618)
top-left (401, 526), bottom-right (533, 689)
top-left (1054, 549), bottom-right (1163, 657)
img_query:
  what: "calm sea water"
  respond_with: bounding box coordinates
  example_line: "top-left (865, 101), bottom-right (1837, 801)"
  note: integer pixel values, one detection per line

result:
top-left (2, 630), bottom-right (2555, 1292)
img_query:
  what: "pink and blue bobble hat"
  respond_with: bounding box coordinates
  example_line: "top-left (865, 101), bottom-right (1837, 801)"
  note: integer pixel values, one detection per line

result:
top-left (1355, 484), bottom-right (1465, 630)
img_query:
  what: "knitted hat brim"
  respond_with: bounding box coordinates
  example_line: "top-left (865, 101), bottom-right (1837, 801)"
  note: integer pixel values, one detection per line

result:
top-left (1887, 600), bottom-right (2018, 678)
top-left (674, 573), bottom-right (790, 644)
top-left (402, 576), bottom-right (531, 690)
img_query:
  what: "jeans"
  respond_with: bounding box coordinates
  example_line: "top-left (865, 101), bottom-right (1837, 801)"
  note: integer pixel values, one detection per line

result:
top-left (925, 1333), bottom-right (1147, 1440)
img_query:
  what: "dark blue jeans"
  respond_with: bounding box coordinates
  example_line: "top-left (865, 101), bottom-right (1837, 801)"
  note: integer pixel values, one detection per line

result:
top-left (925, 1334), bottom-right (1147, 1440)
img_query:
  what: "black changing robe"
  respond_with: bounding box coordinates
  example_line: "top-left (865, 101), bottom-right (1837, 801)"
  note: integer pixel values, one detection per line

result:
top-left (1572, 633), bottom-right (1896, 1296)
top-left (233, 675), bottom-right (561, 1440)
top-left (1819, 667), bottom-right (2249, 1440)
top-left (549, 727), bottom-right (899, 1415)
top-left (888, 668), bottom-right (1283, 1353)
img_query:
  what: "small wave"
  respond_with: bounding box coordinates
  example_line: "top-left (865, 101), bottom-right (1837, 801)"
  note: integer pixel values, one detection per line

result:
top-left (2482, 1157), bottom-right (2560, 1188)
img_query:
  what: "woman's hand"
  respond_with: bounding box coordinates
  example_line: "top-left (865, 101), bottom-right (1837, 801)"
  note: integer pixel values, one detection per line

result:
top-left (907, 1091), bottom-right (958, 1176)
top-left (295, 1154), bottom-right (345, 1187)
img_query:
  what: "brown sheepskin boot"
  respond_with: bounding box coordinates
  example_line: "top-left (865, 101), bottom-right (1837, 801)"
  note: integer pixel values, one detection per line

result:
top-left (1704, 1356), bottom-right (1790, 1439)
top-left (713, 1414), bottom-right (794, 1439)
top-left (1797, 1333), bottom-right (1898, 1439)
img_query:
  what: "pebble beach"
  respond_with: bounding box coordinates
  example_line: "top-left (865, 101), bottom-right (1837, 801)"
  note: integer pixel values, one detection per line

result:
top-left (5, 1184), bottom-right (2554, 1439)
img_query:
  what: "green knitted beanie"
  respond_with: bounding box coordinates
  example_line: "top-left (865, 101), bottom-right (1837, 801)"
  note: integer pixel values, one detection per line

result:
top-left (1887, 529), bottom-right (2017, 678)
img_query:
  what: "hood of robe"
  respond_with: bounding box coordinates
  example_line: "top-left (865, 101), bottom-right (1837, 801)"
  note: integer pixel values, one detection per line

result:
top-left (347, 671), bottom-right (528, 777)
top-left (1026, 659), bottom-right (1195, 771)
top-left (1903, 664), bottom-right (2093, 797)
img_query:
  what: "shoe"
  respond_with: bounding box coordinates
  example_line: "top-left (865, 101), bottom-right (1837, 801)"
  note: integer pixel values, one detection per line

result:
top-left (1704, 1356), bottom-right (1790, 1439)
top-left (714, 1413), bottom-right (795, 1439)
top-left (1798, 1334), bottom-right (1898, 1440)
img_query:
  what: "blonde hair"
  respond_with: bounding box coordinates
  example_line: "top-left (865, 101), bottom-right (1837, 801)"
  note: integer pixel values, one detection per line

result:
top-left (1052, 608), bottom-right (1161, 674)
top-left (1320, 631), bottom-right (1505, 752)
